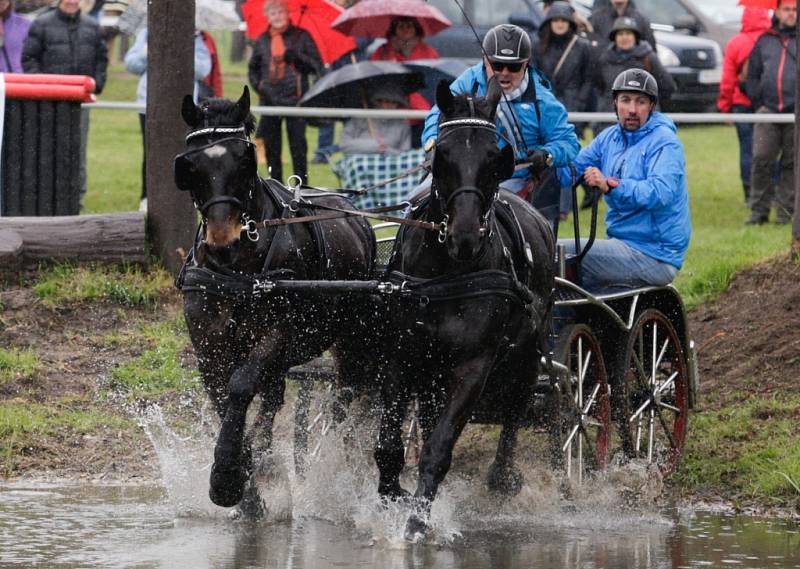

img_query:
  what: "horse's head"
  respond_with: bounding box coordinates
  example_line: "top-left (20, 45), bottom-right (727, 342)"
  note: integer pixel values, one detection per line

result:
top-left (174, 86), bottom-right (259, 248)
top-left (431, 77), bottom-right (515, 261)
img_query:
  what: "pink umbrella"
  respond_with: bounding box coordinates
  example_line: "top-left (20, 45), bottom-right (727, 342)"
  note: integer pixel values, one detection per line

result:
top-left (331, 0), bottom-right (452, 39)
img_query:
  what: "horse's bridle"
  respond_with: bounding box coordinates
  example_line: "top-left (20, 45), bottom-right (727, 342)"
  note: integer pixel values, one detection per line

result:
top-left (175, 127), bottom-right (261, 241)
top-left (432, 116), bottom-right (506, 243)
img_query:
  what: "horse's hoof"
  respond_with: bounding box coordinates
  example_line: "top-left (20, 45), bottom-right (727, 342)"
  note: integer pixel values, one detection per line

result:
top-left (404, 514), bottom-right (430, 542)
top-left (209, 462), bottom-right (248, 507)
top-left (487, 463), bottom-right (524, 497)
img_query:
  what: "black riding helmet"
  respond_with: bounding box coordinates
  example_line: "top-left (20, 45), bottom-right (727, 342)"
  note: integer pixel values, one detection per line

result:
top-left (608, 16), bottom-right (641, 43)
top-left (482, 24), bottom-right (532, 63)
top-left (612, 68), bottom-right (659, 103)
top-left (541, 1), bottom-right (577, 34)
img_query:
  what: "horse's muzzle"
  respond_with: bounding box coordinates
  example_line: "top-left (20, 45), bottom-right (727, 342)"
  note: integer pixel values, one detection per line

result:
top-left (205, 217), bottom-right (242, 248)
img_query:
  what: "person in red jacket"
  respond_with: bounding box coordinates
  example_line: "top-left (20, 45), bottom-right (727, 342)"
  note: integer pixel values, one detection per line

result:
top-left (370, 17), bottom-right (439, 147)
top-left (717, 7), bottom-right (771, 204)
top-left (200, 31), bottom-right (224, 99)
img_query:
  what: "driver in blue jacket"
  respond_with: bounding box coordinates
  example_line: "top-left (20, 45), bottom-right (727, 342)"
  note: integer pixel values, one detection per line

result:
top-left (557, 68), bottom-right (691, 291)
top-left (422, 24), bottom-right (580, 197)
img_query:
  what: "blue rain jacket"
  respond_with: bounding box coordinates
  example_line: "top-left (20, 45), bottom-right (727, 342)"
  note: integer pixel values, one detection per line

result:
top-left (558, 112), bottom-right (691, 269)
top-left (421, 62), bottom-right (579, 179)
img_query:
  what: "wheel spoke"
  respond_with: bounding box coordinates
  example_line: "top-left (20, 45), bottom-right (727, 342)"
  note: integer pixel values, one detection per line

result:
top-left (562, 423), bottom-right (581, 452)
top-left (658, 401), bottom-right (681, 414)
top-left (629, 396), bottom-right (653, 422)
top-left (647, 408), bottom-right (655, 462)
top-left (653, 402), bottom-right (679, 449)
top-left (654, 371), bottom-right (678, 395)
top-left (582, 383), bottom-right (601, 415)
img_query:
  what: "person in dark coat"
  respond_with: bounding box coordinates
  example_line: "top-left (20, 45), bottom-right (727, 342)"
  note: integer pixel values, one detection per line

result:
top-left (590, 0), bottom-right (656, 52)
top-left (22, 0), bottom-right (108, 209)
top-left (248, 0), bottom-right (323, 184)
top-left (744, 0), bottom-right (797, 225)
top-left (533, 2), bottom-right (593, 132)
top-left (595, 16), bottom-right (674, 115)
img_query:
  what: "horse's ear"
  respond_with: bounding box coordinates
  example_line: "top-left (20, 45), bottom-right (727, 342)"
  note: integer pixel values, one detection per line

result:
top-left (232, 86), bottom-right (251, 124)
top-left (181, 94), bottom-right (202, 127)
top-left (497, 143), bottom-right (516, 182)
top-left (435, 80), bottom-right (454, 115)
top-left (485, 76), bottom-right (503, 118)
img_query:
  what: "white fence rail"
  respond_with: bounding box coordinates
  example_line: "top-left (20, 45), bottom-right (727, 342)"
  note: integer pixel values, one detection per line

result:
top-left (84, 101), bottom-right (796, 124)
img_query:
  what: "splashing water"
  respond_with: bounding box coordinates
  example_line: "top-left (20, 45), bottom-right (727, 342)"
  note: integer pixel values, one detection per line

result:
top-left (138, 391), bottom-right (670, 545)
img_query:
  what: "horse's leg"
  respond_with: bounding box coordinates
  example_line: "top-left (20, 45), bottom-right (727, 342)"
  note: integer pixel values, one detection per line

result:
top-left (209, 335), bottom-right (285, 508)
top-left (238, 377), bottom-right (286, 518)
top-left (375, 369), bottom-right (412, 501)
top-left (487, 377), bottom-right (534, 496)
top-left (406, 355), bottom-right (493, 540)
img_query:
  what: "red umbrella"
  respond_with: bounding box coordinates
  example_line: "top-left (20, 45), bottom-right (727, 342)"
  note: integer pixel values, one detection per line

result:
top-left (331, 0), bottom-right (452, 39)
top-left (240, 0), bottom-right (357, 65)
top-left (737, 0), bottom-right (777, 8)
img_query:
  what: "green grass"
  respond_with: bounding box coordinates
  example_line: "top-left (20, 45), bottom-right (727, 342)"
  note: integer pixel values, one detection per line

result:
top-left (0, 348), bottom-right (41, 385)
top-left (33, 264), bottom-right (173, 307)
top-left (109, 316), bottom-right (200, 399)
top-left (674, 397), bottom-right (800, 504)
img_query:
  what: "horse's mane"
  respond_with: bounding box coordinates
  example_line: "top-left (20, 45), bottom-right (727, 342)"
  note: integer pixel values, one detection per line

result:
top-left (199, 97), bottom-right (257, 137)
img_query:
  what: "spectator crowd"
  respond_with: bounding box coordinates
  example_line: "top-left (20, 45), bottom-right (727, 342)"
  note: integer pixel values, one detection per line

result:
top-left (0, 0), bottom-right (796, 228)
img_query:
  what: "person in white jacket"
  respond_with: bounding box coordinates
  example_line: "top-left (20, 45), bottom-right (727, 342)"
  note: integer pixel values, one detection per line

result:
top-left (124, 27), bottom-right (211, 210)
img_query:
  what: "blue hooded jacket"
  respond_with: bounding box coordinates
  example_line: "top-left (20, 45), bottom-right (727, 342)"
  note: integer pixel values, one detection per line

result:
top-left (558, 112), bottom-right (691, 269)
top-left (421, 62), bottom-right (580, 179)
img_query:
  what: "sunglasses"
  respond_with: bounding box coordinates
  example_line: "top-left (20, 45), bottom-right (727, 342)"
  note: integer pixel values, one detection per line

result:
top-left (490, 61), bottom-right (525, 73)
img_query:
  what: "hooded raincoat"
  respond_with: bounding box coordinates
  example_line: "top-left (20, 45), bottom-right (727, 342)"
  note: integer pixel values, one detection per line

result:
top-left (558, 112), bottom-right (691, 269)
top-left (717, 8), bottom-right (771, 112)
top-left (421, 62), bottom-right (579, 180)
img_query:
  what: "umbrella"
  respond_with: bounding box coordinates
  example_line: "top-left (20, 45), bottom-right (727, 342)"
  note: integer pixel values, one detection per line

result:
top-left (118, 0), bottom-right (242, 35)
top-left (737, 0), bottom-right (777, 8)
top-left (240, 0), bottom-right (357, 65)
top-left (403, 59), bottom-right (470, 105)
top-left (299, 60), bottom-right (424, 108)
top-left (331, 0), bottom-right (452, 39)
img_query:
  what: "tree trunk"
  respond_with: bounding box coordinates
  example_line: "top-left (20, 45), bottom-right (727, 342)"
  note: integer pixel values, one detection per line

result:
top-left (146, 0), bottom-right (197, 274)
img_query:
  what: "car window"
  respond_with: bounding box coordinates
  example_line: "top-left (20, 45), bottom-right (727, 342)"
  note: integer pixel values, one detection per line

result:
top-left (629, 0), bottom-right (692, 26)
top-left (426, 0), bottom-right (536, 27)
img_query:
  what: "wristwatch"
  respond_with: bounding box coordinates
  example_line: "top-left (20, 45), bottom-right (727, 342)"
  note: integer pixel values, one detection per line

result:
top-left (606, 177), bottom-right (620, 190)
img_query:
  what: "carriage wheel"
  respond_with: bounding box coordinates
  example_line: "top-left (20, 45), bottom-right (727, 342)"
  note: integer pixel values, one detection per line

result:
top-left (614, 309), bottom-right (689, 476)
top-left (553, 324), bottom-right (611, 482)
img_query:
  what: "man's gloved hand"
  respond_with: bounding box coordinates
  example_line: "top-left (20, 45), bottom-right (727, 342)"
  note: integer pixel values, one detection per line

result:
top-left (526, 148), bottom-right (553, 175)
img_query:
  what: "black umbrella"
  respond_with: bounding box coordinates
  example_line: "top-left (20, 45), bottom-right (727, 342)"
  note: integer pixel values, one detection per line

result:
top-left (403, 59), bottom-right (471, 105)
top-left (299, 61), bottom-right (425, 109)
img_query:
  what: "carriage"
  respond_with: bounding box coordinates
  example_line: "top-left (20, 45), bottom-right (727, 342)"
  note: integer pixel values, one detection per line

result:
top-left (175, 84), bottom-right (698, 535)
top-left (290, 188), bottom-right (699, 485)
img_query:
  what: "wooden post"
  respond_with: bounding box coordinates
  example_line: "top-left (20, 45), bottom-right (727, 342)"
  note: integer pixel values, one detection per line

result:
top-left (793, 21), bottom-right (800, 259)
top-left (146, 0), bottom-right (197, 274)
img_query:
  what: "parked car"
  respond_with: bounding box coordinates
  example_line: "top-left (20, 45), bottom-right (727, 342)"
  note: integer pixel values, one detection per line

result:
top-left (424, 0), bottom-right (723, 112)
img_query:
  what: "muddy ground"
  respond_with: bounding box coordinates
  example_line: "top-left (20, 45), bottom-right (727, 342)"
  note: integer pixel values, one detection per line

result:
top-left (1, 256), bottom-right (798, 498)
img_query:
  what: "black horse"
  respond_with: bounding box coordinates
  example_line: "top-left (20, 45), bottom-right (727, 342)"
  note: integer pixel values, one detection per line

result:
top-left (175, 87), bottom-right (376, 513)
top-left (374, 79), bottom-right (555, 539)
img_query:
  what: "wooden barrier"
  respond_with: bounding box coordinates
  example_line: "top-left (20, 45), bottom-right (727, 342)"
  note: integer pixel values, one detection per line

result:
top-left (0, 212), bottom-right (147, 275)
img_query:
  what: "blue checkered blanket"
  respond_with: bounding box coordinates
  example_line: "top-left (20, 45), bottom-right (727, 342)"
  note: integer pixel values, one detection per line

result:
top-left (331, 149), bottom-right (427, 210)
